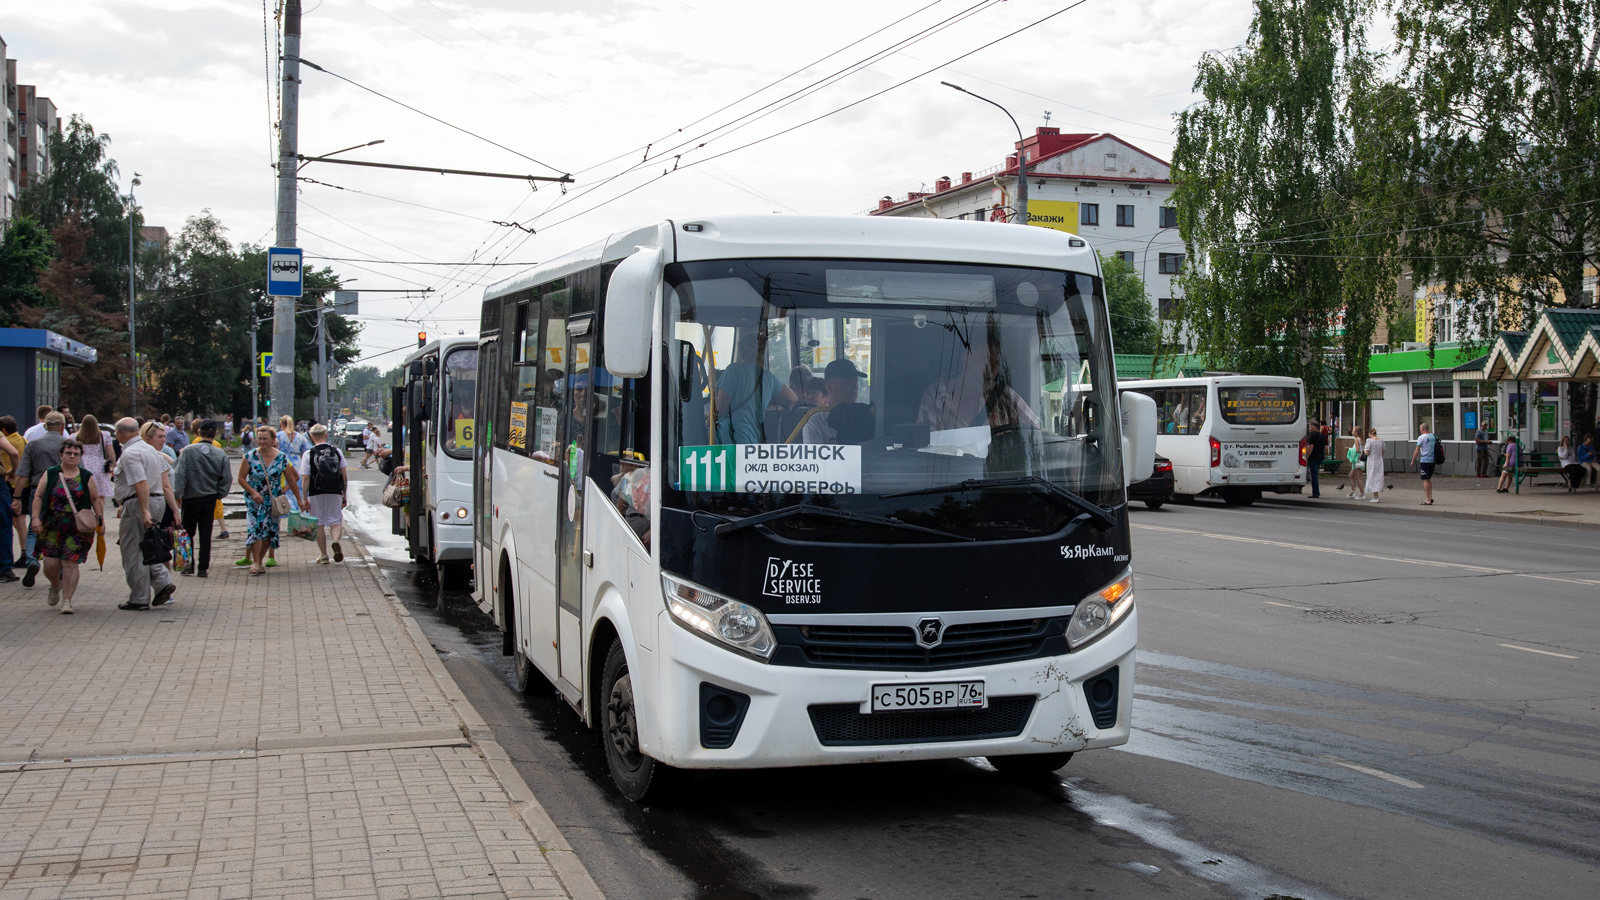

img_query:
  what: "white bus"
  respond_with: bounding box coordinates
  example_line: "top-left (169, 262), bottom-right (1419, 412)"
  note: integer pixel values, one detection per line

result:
top-left (472, 215), bottom-right (1155, 800)
top-left (395, 335), bottom-right (479, 586)
top-left (1119, 375), bottom-right (1307, 505)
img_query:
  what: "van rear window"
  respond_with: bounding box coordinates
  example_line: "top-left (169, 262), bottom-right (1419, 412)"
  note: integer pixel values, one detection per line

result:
top-left (1217, 386), bottom-right (1300, 426)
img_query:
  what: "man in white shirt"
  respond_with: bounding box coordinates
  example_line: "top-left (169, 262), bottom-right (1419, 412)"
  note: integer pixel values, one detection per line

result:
top-left (112, 418), bottom-right (180, 610)
top-left (22, 405), bottom-right (52, 441)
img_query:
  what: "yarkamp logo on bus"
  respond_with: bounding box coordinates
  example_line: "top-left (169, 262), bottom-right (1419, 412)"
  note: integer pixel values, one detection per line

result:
top-left (763, 557), bottom-right (822, 604)
top-left (1060, 544), bottom-right (1118, 560)
top-left (677, 444), bottom-right (862, 494)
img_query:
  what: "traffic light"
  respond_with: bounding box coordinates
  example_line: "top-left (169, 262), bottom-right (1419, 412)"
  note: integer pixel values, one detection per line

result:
top-left (417, 331), bottom-right (427, 348)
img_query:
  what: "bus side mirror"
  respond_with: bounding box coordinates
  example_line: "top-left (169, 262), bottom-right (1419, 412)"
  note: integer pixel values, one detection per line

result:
top-left (604, 246), bottom-right (663, 379)
top-left (1119, 390), bottom-right (1157, 487)
top-left (410, 381), bottom-right (431, 422)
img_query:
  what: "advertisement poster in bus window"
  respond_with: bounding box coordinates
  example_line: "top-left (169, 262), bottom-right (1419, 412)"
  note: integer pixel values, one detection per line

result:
top-left (508, 402), bottom-right (528, 450)
top-left (1218, 387), bottom-right (1300, 426)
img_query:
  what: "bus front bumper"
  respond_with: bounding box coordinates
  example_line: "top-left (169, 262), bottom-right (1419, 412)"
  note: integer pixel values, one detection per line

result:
top-left (642, 606), bottom-right (1137, 769)
top-left (432, 520), bottom-right (473, 562)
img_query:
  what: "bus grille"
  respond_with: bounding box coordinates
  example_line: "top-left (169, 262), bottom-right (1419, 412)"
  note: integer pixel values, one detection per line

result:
top-left (771, 616), bottom-right (1070, 671)
top-left (808, 696), bottom-right (1036, 746)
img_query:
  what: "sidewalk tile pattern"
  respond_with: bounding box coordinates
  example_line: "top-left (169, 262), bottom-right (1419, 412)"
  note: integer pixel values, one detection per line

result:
top-left (0, 530), bottom-right (570, 899)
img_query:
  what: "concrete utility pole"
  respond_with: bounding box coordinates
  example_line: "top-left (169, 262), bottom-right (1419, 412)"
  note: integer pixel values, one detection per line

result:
top-left (316, 297), bottom-right (328, 422)
top-left (941, 82), bottom-right (1027, 225)
top-left (272, 0), bottom-right (302, 421)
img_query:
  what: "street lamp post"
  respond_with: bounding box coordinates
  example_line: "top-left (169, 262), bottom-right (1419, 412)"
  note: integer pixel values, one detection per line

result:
top-left (127, 173), bottom-right (141, 415)
top-left (942, 82), bottom-right (1027, 225)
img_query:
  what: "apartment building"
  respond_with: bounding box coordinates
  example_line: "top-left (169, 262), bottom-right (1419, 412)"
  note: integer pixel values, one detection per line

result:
top-left (2, 40), bottom-right (16, 226)
top-left (16, 83), bottom-right (58, 191)
top-left (868, 128), bottom-right (1184, 321)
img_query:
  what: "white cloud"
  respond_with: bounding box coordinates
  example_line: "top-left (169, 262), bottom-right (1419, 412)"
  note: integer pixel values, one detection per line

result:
top-left (4, 0), bottom-right (1254, 360)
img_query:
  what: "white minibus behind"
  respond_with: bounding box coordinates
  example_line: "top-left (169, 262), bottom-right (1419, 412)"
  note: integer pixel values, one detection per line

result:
top-left (1119, 375), bottom-right (1307, 506)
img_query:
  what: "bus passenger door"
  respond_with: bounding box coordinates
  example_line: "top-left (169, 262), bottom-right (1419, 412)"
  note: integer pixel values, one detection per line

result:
top-left (474, 338), bottom-right (498, 614)
top-left (555, 326), bottom-right (594, 699)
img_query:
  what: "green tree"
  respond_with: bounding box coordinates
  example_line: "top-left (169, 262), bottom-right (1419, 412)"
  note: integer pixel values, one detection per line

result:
top-left (1171, 0), bottom-right (1396, 394)
top-left (18, 218), bottom-right (133, 416)
top-left (1100, 252), bottom-right (1158, 354)
top-left (143, 212), bottom-right (261, 415)
top-left (18, 115), bottom-right (136, 308)
top-left (0, 217), bottom-right (54, 327)
top-left (1390, 0), bottom-right (1600, 438)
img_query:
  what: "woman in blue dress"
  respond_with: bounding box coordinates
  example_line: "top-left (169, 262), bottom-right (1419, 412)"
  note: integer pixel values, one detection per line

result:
top-left (237, 425), bottom-right (305, 575)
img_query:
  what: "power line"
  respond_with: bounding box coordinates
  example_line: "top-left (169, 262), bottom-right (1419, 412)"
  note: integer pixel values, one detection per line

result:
top-left (520, 0), bottom-right (1092, 239)
top-left (524, 0), bottom-right (1007, 230)
top-left (307, 255), bottom-right (532, 266)
top-left (294, 56), bottom-right (570, 177)
top-left (298, 177), bottom-right (502, 222)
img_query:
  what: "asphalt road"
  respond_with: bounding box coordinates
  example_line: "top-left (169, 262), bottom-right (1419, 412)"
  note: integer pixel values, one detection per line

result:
top-left (343, 459), bottom-right (1599, 900)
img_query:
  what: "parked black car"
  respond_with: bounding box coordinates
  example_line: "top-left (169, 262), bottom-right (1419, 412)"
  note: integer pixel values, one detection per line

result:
top-left (1128, 455), bottom-right (1175, 510)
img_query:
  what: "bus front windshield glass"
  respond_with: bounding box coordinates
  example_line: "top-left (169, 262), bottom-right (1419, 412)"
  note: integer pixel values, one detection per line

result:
top-left (441, 347), bottom-right (478, 459)
top-left (664, 258), bottom-right (1123, 542)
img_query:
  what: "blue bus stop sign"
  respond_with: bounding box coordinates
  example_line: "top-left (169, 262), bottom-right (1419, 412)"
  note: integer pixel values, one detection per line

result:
top-left (268, 247), bottom-right (304, 297)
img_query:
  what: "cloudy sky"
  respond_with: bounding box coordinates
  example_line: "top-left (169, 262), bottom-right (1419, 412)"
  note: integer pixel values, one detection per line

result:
top-left (4, 0), bottom-right (1255, 366)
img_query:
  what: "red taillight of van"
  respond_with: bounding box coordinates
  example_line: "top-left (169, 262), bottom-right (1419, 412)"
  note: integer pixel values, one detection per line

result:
top-left (1209, 436), bottom-right (1221, 467)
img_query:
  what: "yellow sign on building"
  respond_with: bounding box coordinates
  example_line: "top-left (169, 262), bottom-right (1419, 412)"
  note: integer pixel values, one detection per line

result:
top-left (1022, 200), bottom-right (1079, 234)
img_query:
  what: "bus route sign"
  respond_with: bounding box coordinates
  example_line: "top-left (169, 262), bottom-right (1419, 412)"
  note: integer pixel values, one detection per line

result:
top-left (678, 444), bottom-right (862, 494)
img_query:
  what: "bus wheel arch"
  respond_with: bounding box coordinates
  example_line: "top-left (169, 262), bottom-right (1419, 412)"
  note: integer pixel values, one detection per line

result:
top-left (597, 637), bottom-right (682, 802)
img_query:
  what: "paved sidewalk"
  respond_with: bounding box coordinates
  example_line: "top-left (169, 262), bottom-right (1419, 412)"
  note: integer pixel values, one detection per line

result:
top-left (1269, 468), bottom-right (1600, 530)
top-left (0, 527), bottom-right (601, 899)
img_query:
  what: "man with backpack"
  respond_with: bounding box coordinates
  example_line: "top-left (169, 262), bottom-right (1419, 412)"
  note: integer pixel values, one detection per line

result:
top-left (1412, 422), bottom-right (1443, 506)
top-left (297, 424), bottom-right (349, 564)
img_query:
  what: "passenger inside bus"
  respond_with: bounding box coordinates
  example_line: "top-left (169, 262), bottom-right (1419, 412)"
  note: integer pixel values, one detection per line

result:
top-left (714, 329), bottom-right (796, 443)
top-left (800, 359), bottom-right (869, 443)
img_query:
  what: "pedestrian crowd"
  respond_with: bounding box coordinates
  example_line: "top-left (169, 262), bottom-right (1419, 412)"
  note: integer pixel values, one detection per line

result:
top-left (1, 405), bottom-right (354, 614)
top-left (1298, 413), bottom-right (1600, 505)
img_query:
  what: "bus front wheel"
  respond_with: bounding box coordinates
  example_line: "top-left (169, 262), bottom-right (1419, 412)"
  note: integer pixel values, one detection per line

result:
top-left (987, 752), bottom-right (1073, 776)
top-left (600, 641), bottom-right (683, 802)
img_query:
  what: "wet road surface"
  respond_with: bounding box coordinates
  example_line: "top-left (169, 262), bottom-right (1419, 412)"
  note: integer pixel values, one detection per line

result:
top-left (345, 461), bottom-right (1599, 900)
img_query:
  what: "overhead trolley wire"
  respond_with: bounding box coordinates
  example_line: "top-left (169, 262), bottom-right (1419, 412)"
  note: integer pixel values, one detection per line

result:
top-left (514, 0), bottom-right (1092, 241)
top-left (293, 56), bottom-right (571, 177)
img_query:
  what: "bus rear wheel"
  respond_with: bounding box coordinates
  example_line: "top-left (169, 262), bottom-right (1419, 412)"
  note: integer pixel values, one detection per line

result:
top-left (513, 650), bottom-right (547, 695)
top-left (987, 752), bottom-right (1073, 776)
top-left (600, 641), bottom-right (682, 802)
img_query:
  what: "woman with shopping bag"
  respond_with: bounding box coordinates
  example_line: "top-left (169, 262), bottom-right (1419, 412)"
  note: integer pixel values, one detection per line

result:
top-left (29, 439), bottom-right (102, 614)
top-left (238, 425), bottom-right (304, 576)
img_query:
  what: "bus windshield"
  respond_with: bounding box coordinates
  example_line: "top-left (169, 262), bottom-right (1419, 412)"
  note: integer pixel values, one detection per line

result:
top-left (441, 347), bottom-right (478, 459)
top-left (664, 258), bottom-right (1123, 542)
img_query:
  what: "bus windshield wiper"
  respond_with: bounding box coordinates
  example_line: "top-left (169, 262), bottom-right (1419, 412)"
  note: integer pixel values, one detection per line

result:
top-left (712, 502), bottom-right (974, 542)
top-left (881, 476), bottom-right (1118, 531)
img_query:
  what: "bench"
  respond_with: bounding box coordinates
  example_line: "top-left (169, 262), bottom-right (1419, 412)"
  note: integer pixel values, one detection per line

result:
top-left (1510, 452), bottom-right (1574, 488)
top-left (1317, 457), bottom-right (1343, 476)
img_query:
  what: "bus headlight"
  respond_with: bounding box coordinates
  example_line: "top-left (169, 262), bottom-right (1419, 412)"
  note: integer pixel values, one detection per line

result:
top-left (1067, 570), bottom-right (1134, 650)
top-left (662, 574), bottom-right (776, 661)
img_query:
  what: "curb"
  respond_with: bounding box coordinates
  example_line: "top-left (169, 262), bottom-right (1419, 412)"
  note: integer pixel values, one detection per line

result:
top-left (1262, 494), bottom-right (1600, 532)
top-left (346, 539), bottom-right (607, 900)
